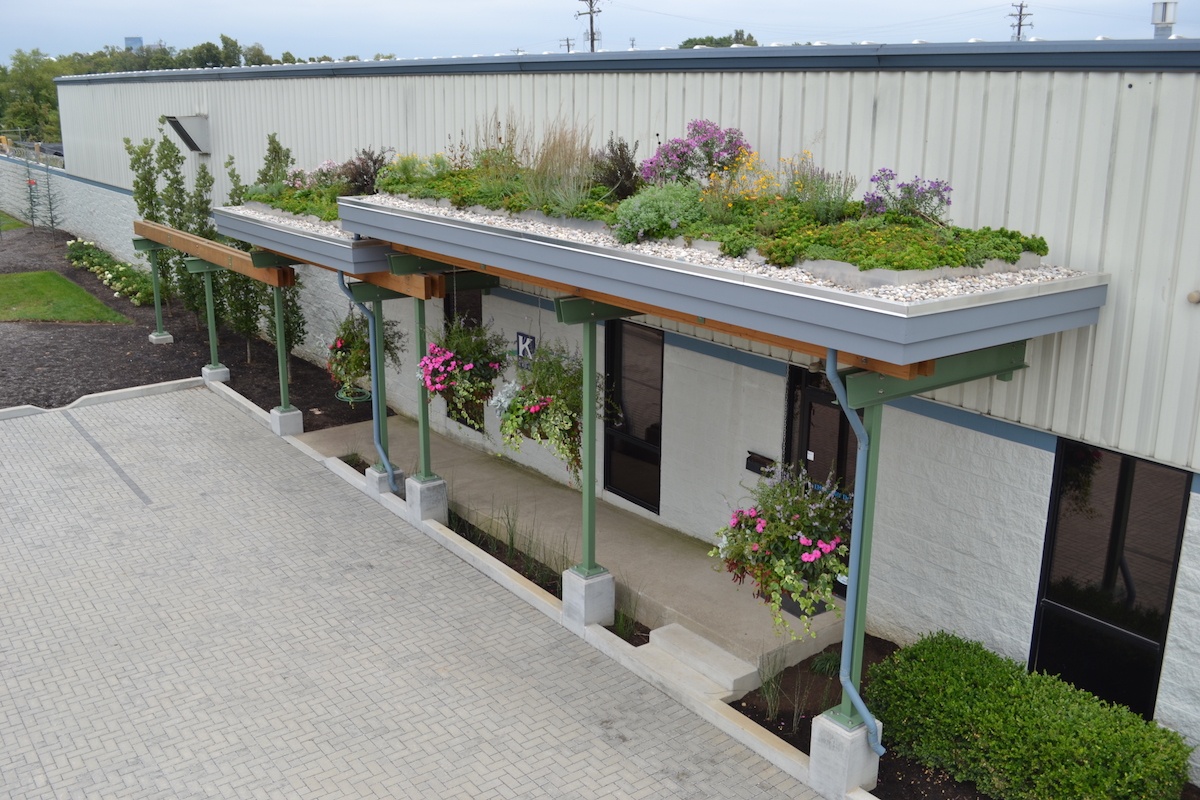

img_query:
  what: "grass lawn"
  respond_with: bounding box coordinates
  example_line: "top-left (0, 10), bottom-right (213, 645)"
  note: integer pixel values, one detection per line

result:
top-left (0, 210), bottom-right (25, 231)
top-left (0, 271), bottom-right (132, 324)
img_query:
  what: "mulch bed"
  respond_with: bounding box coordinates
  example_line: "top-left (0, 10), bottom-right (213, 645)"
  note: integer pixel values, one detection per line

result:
top-left (3, 226), bottom-right (1196, 799)
top-left (0, 227), bottom-right (372, 428)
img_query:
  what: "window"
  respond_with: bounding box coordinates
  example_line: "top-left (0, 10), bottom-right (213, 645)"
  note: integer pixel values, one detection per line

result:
top-left (1030, 441), bottom-right (1191, 718)
top-left (786, 366), bottom-right (860, 488)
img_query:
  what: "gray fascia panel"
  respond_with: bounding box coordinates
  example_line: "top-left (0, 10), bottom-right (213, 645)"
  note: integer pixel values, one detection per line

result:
top-left (54, 41), bottom-right (1200, 86)
top-left (213, 208), bottom-right (392, 274)
top-left (337, 198), bottom-right (1109, 364)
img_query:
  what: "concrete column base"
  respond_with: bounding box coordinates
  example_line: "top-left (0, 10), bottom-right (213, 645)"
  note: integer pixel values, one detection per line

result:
top-left (561, 568), bottom-right (615, 636)
top-left (405, 475), bottom-right (447, 524)
top-left (270, 407), bottom-right (304, 437)
top-left (148, 331), bottom-right (174, 345)
top-left (202, 364), bottom-right (230, 383)
top-left (366, 465), bottom-right (403, 499)
top-left (809, 712), bottom-right (882, 800)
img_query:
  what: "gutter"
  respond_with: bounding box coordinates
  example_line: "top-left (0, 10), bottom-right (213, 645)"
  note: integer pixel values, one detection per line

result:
top-left (336, 272), bottom-right (400, 493)
top-left (825, 348), bottom-right (886, 757)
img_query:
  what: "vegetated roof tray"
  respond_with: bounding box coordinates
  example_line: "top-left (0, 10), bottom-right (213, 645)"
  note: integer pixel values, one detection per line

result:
top-left (337, 197), bottom-right (1109, 365)
top-left (213, 206), bottom-right (393, 275)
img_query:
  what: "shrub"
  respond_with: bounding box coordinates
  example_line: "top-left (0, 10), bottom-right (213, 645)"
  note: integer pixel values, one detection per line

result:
top-left (341, 146), bottom-right (393, 196)
top-left (866, 632), bottom-right (1192, 800)
top-left (611, 182), bottom-right (704, 243)
top-left (781, 153), bottom-right (859, 225)
top-left (66, 239), bottom-right (155, 306)
top-left (591, 133), bottom-right (642, 201)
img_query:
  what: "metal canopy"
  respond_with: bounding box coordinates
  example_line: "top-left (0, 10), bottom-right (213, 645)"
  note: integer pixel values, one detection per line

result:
top-left (337, 199), bottom-right (1109, 367)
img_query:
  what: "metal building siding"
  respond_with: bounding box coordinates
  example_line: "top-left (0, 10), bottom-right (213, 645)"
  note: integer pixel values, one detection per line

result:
top-left (54, 62), bottom-right (1200, 470)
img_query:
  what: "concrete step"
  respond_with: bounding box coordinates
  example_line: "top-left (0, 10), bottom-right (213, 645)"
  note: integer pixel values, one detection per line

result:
top-left (650, 623), bottom-right (760, 694)
top-left (629, 640), bottom-right (742, 703)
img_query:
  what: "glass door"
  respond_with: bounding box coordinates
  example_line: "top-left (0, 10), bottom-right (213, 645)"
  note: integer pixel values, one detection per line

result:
top-left (604, 321), bottom-right (663, 512)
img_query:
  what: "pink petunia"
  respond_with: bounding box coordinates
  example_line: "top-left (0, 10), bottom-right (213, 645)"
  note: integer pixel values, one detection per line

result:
top-left (798, 536), bottom-right (812, 546)
top-left (463, 363), bottom-right (474, 371)
top-left (755, 519), bottom-right (767, 533)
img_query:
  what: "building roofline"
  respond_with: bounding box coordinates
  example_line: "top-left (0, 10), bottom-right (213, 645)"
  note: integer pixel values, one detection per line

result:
top-left (54, 39), bottom-right (1200, 85)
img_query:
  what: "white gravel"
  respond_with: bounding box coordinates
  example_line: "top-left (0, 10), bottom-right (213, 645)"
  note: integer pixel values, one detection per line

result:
top-left (227, 196), bottom-right (1083, 304)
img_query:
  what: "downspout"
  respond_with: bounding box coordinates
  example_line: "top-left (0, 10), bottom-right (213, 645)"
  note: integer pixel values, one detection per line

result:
top-left (337, 272), bottom-right (399, 493)
top-left (825, 349), bottom-right (886, 757)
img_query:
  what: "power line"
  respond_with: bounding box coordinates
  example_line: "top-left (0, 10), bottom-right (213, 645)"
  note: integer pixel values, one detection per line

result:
top-left (576, 0), bottom-right (602, 53)
top-left (1009, 2), bottom-right (1033, 41)
top-left (560, 37), bottom-right (575, 53)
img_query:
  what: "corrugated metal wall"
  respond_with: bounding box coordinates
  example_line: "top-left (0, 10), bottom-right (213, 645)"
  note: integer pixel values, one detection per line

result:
top-left (56, 62), bottom-right (1200, 471)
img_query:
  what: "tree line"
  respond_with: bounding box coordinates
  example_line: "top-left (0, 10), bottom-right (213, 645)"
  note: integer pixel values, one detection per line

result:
top-left (1, 28), bottom-right (761, 144)
top-left (0, 34), bottom-right (397, 142)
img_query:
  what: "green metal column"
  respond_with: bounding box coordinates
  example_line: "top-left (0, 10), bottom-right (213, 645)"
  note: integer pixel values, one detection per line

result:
top-left (414, 296), bottom-right (434, 480)
top-left (271, 286), bottom-right (293, 411)
top-left (149, 249), bottom-right (167, 337)
top-left (573, 319), bottom-right (604, 576)
top-left (202, 271), bottom-right (221, 370)
top-left (371, 298), bottom-right (390, 469)
top-left (838, 401), bottom-right (883, 722)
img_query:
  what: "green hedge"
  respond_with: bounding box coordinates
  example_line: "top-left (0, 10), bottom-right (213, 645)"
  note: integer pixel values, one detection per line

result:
top-left (866, 632), bottom-right (1192, 799)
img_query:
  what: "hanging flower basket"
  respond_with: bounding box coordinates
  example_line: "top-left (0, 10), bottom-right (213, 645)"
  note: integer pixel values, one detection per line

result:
top-left (326, 309), bottom-right (407, 407)
top-left (710, 463), bottom-right (853, 637)
top-left (419, 316), bottom-right (510, 421)
top-left (491, 341), bottom-right (592, 483)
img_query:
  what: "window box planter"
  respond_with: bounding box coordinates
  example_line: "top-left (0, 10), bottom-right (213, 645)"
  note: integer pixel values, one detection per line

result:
top-left (336, 197), bottom-right (1109, 366)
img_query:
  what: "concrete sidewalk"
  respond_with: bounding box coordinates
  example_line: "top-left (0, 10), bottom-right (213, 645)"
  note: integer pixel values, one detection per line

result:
top-left (294, 414), bottom-right (843, 668)
top-left (0, 385), bottom-right (818, 800)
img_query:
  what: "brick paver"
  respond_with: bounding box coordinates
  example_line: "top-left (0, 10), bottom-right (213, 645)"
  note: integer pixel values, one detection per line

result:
top-left (0, 388), bottom-right (816, 799)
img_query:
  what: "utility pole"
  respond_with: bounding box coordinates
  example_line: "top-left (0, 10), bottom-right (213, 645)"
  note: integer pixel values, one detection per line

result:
top-left (576, 0), bottom-right (602, 52)
top-left (629, 37), bottom-right (636, 49)
top-left (1009, 2), bottom-right (1032, 41)
top-left (561, 37), bottom-right (574, 53)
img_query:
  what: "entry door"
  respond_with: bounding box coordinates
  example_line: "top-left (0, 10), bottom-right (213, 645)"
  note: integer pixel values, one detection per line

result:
top-left (787, 368), bottom-right (859, 489)
top-left (1030, 442), bottom-right (1190, 718)
top-left (604, 321), bottom-right (663, 512)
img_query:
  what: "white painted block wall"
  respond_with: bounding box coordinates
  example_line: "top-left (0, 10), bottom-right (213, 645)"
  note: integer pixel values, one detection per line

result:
top-left (0, 158), bottom-right (139, 263)
top-left (867, 404), bottom-right (1054, 662)
top-left (1156, 490), bottom-right (1200, 782)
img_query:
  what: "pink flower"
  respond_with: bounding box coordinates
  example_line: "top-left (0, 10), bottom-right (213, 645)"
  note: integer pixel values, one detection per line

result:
top-left (755, 519), bottom-right (767, 534)
top-left (798, 536), bottom-right (812, 546)
top-left (750, 543), bottom-right (759, 552)
top-left (489, 362), bottom-right (500, 369)
top-left (463, 363), bottom-right (474, 371)
top-left (801, 552), bottom-right (818, 563)
top-left (729, 515), bottom-right (739, 527)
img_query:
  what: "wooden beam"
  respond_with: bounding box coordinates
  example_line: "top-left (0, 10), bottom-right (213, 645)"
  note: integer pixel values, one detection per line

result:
top-left (389, 243), bottom-right (931, 380)
top-left (133, 220), bottom-right (295, 288)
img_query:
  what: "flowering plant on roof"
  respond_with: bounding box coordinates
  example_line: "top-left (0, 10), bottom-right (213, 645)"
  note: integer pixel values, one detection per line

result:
top-left (639, 118), bottom-right (750, 185)
top-left (710, 463), bottom-right (853, 637)
top-left (419, 316), bottom-right (510, 420)
top-left (862, 167), bottom-right (953, 225)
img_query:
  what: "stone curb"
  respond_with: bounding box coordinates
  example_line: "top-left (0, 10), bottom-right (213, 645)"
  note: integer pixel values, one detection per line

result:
top-left (0, 376), bottom-right (206, 420)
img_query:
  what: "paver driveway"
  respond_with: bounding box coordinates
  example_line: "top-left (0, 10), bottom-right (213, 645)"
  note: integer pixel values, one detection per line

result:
top-left (0, 387), bottom-right (815, 799)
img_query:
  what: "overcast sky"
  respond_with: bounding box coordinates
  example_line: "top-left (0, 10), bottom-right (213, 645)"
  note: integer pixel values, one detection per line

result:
top-left (2, 0), bottom-right (1195, 66)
